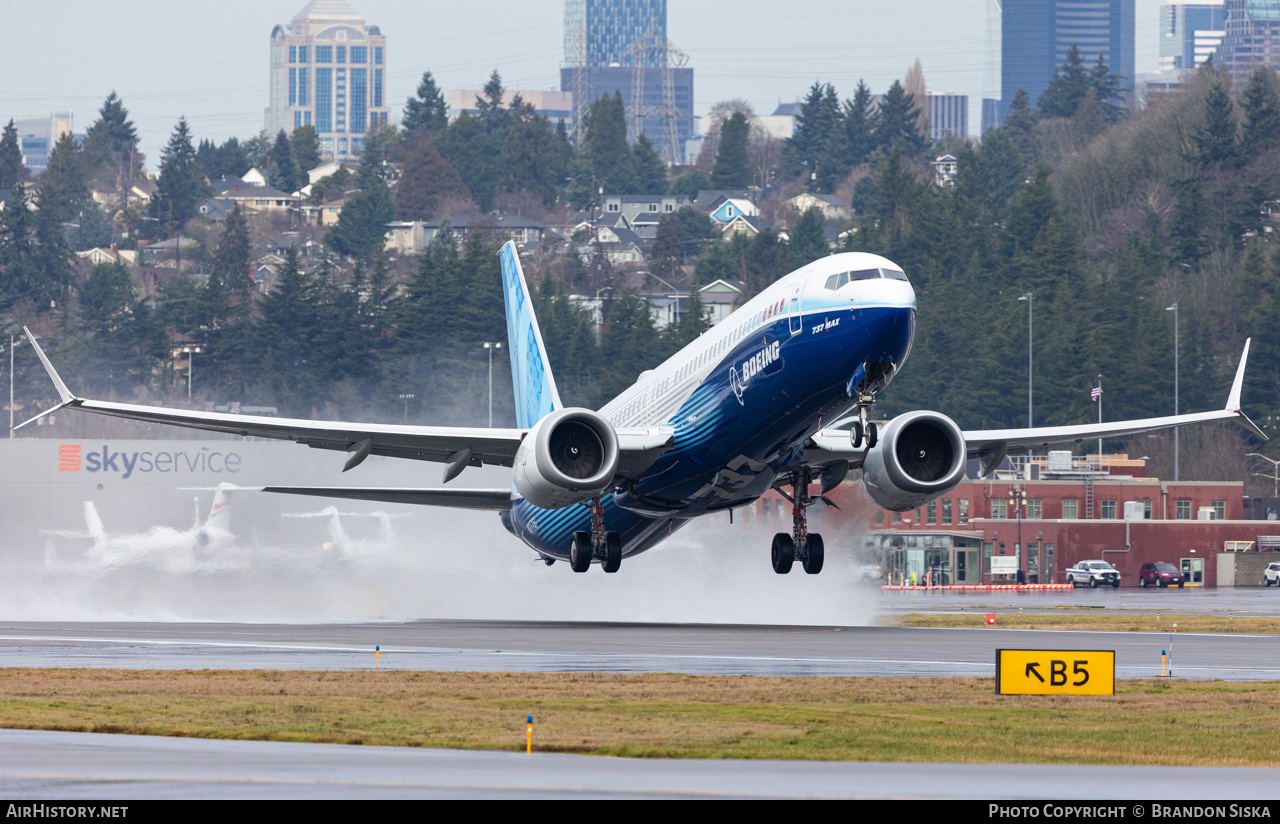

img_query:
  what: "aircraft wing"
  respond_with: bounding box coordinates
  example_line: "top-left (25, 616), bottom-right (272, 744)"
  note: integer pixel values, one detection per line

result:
top-left (20, 328), bottom-right (674, 482)
top-left (262, 487), bottom-right (515, 511)
top-left (802, 339), bottom-right (1265, 476)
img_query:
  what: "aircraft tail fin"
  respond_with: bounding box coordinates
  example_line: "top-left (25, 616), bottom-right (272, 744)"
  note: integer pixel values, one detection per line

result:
top-left (499, 241), bottom-right (562, 428)
top-left (205, 484), bottom-right (233, 532)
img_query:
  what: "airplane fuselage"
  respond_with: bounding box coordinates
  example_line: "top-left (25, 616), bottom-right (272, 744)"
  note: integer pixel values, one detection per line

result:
top-left (501, 252), bottom-right (917, 561)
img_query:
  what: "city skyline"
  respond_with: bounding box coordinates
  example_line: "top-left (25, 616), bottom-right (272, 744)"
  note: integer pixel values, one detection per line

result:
top-left (3, 0), bottom-right (1165, 164)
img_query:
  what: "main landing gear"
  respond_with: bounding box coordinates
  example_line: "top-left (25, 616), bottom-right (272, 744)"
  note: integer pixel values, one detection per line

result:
top-left (771, 468), bottom-right (825, 575)
top-left (569, 495), bottom-right (622, 573)
top-left (849, 402), bottom-right (878, 450)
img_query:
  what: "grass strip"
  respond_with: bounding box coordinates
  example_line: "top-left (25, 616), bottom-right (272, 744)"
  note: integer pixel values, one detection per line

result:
top-left (885, 612), bottom-right (1280, 634)
top-left (1, 669), bottom-right (1278, 764)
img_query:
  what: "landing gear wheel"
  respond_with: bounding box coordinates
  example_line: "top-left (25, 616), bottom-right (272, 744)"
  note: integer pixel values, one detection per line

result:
top-left (771, 533), bottom-right (795, 574)
top-left (851, 421), bottom-right (864, 449)
top-left (866, 423), bottom-right (878, 449)
top-left (569, 531), bottom-right (592, 573)
top-left (803, 533), bottom-right (824, 574)
top-left (603, 532), bottom-right (622, 573)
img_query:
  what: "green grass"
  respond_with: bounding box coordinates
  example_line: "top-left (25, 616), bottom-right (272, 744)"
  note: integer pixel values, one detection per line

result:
top-left (1, 669), bottom-right (1278, 764)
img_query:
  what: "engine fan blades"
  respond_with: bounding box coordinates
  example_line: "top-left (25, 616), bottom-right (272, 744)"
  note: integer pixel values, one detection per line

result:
top-left (895, 424), bottom-right (955, 482)
top-left (549, 422), bottom-right (605, 480)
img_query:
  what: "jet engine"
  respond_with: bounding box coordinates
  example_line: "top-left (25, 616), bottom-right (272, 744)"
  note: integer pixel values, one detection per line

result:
top-left (861, 411), bottom-right (967, 511)
top-left (513, 408), bottom-right (620, 509)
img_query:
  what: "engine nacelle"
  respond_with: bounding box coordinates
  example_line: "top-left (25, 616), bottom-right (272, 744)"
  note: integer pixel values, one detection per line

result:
top-left (513, 408), bottom-right (620, 510)
top-left (861, 411), bottom-right (967, 511)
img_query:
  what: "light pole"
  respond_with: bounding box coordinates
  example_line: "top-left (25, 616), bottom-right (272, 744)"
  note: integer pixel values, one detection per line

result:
top-left (1248, 453), bottom-right (1280, 497)
top-left (1166, 302), bottom-right (1179, 481)
top-left (8, 332), bottom-right (22, 439)
top-left (482, 342), bottom-right (503, 427)
top-left (182, 346), bottom-right (201, 403)
top-left (1018, 292), bottom-right (1033, 427)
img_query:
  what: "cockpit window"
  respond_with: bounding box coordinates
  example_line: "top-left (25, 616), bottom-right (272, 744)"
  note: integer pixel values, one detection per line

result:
top-left (882, 267), bottom-right (909, 281)
top-left (825, 269), bottom-right (883, 290)
top-left (824, 275), bottom-right (838, 290)
top-left (850, 269), bottom-right (880, 281)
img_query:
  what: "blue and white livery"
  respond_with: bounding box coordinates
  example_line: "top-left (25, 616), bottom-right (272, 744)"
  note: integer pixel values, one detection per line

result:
top-left (21, 242), bottom-right (1266, 575)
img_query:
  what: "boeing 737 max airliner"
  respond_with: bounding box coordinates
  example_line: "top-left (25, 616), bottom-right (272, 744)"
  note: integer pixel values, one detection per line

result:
top-left (21, 242), bottom-right (1266, 574)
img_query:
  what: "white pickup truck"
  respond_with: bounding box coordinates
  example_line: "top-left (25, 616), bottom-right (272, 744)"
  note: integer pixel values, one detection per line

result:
top-left (1066, 560), bottom-right (1122, 588)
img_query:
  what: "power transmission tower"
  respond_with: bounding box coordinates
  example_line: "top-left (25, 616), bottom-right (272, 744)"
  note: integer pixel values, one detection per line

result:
top-left (622, 17), bottom-right (687, 165)
top-left (564, 0), bottom-right (590, 146)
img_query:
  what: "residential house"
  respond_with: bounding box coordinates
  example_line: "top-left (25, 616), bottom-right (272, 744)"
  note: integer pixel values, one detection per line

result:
top-left (210, 176), bottom-right (300, 213)
top-left (384, 220), bottom-right (427, 256)
top-left (692, 189), bottom-right (754, 212)
top-left (303, 197), bottom-right (346, 227)
top-left (421, 214), bottom-right (547, 249)
top-left (932, 154), bottom-right (958, 188)
top-left (708, 197), bottom-right (758, 225)
top-left (586, 225), bottom-right (645, 264)
top-left (242, 168), bottom-right (268, 186)
top-left (697, 279), bottom-right (745, 325)
top-left (196, 198), bottom-right (238, 222)
top-left (785, 192), bottom-right (850, 223)
top-left (76, 247), bottom-right (138, 267)
top-left (719, 214), bottom-right (762, 239)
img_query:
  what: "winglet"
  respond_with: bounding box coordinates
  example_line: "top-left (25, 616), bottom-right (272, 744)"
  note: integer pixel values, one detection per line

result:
top-left (23, 326), bottom-right (74, 404)
top-left (1226, 338), bottom-right (1268, 441)
top-left (499, 242), bottom-right (562, 428)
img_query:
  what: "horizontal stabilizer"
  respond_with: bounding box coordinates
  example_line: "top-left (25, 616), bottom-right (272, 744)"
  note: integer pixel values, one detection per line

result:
top-left (262, 486), bottom-right (514, 511)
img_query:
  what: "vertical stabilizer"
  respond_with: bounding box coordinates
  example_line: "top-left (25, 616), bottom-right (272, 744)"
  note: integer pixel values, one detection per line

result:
top-left (499, 241), bottom-right (563, 428)
top-left (83, 502), bottom-right (106, 543)
top-left (205, 484), bottom-right (234, 532)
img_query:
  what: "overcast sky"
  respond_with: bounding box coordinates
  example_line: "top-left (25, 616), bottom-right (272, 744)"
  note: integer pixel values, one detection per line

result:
top-left (3, 1), bottom-right (1162, 163)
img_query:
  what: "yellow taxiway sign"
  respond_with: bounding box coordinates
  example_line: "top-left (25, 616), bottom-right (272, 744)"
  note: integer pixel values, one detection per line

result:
top-left (996, 649), bottom-right (1115, 695)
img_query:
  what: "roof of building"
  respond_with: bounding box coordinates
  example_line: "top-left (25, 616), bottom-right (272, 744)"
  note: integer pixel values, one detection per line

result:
top-left (293, 0), bottom-right (362, 22)
top-left (693, 189), bottom-right (754, 211)
top-left (773, 102), bottom-right (803, 117)
top-left (426, 213), bottom-right (547, 230)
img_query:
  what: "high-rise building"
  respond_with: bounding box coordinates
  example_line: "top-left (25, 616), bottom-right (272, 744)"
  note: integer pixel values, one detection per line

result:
top-left (564, 0), bottom-right (667, 67)
top-left (1001, 0), bottom-right (1135, 122)
top-left (1159, 2), bottom-right (1226, 71)
top-left (267, 0), bottom-right (389, 164)
top-left (927, 92), bottom-right (969, 141)
top-left (1215, 0), bottom-right (1280, 84)
top-left (12, 111), bottom-right (74, 175)
top-left (561, 0), bottom-right (692, 163)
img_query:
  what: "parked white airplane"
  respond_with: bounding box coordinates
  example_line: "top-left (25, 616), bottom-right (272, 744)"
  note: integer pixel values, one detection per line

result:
top-left (21, 243), bottom-right (1265, 575)
top-left (42, 482), bottom-right (243, 572)
top-left (281, 506), bottom-right (409, 559)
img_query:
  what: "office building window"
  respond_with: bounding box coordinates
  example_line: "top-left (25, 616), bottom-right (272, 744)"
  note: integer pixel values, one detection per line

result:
top-left (298, 67), bottom-right (309, 106)
top-left (374, 69), bottom-right (383, 108)
top-left (315, 68), bottom-right (332, 133)
top-left (298, 46), bottom-right (308, 63)
top-left (1143, 500), bottom-right (1152, 519)
top-left (294, 111), bottom-right (301, 129)
top-left (1176, 499), bottom-right (1191, 519)
top-left (1101, 500), bottom-right (1117, 519)
top-left (1212, 500), bottom-right (1226, 520)
top-left (289, 68), bottom-right (297, 106)
top-left (350, 68), bottom-right (368, 135)
top-left (304, 110), bottom-right (311, 126)
top-left (942, 498), bottom-right (952, 524)
top-left (289, 46), bottom-right (297, 63)
top-left (992, 499), bottom-right (1007, 519)
top-left (958, 498), bottom-right (969, 524)
top-left (336, 46), bottom-right (346, 64)
top-left (1027, 499), bottom-right (1042, 519)
top-left (374, 46), bottom-right (383, 65)
top-left (926, 501), bottom-right (937, 525)
top-left (316, 46), bottom-right (333, 63)
top-left (350, 46), bottom-right (367, 64)
top-left (1061, 499), bottom-right (1077, 519)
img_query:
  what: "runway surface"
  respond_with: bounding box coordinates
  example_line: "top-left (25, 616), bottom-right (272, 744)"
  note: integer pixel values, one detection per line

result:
top-left (878, 586), bottom-right (1280, 617)
top-left (2, 729), bottom-right (1278, 800)
top-left (1, 618), bottom-right (1278, 679)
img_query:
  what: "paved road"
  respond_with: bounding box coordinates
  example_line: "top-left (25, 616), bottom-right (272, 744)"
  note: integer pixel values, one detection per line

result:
top-left (0, 620), bottom-right (1277, 679)
top-left (1, 729), bottom-right (1277, 800)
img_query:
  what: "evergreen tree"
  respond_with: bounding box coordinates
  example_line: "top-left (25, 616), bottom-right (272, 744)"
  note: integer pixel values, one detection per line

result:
top-left (843, 81), bottom-right (877, 166)
top-left (326, 180), bottom-right (395, 258)
top-left (0, 184), bottom-right (38, 310)
top-left (402, 71), bottom-right (449, 133)
top-left (68, 200), bottom-right (113, 251)
top-left (1003, 89), bottom-right (1039, 165)
top-left (1194, 78), bottom-right (1238, 168)
top-left (632, 133), bottom-right (668, 195)
top-left (788, 82), bottom-right (841, 176)
top-left (581, 92), bottom-right (636, 194)
top-left (81, 91), bottom-right (138, 173)
top-left (1241, 67), bottom-right (1280, 159)
top-left (502, 105), bottom-right (564, 205)
top-left (1038, 44), bottom-right (1091, 118)
top-left (1088, 53), bottom-right (1125, 123)
top-left (150, 118), bottom-right (210, 236)
top-left (290, 125), bottom-right (322, 177)
top-left (875, 80), bottom-right (927, 156)
top-left (788, 207), bottom-right (829, 266)
top-left (356, 124), bottom-right (400, 187)
top-left (268, 130), bottom-right (299, 193)
top-left (649, 215), bottom-right (683, 281)
top-left (435, 113), bottom-right (503, 210)
top-left (255, 246), bottom-right (318, 408)
top-left (668, 169), bottom-right (709, 199)
top-left (212, 204), bottom-right (253, 300)
top-left (38, 132), bottom-right (91, 226)
top-left (75, 261), bottom-right (165, 395)
top-left (474, 70), bottom-right (513, 141)
top-left (0, 120), bottom-right (25, 189)
top-left (711, 111), bottom-right (751, 188)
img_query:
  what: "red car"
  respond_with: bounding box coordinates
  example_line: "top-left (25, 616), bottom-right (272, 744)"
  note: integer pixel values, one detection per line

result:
top-left (1139, 562), bottom-right (1186, 588)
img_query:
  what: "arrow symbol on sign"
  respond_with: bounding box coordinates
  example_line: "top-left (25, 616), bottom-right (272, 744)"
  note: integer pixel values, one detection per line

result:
top-left (1026, 663), bottom-right (1045, 683)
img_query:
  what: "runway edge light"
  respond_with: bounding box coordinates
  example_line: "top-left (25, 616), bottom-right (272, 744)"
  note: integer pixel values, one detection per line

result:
top-left (527, 715), bottom-right (534, 755)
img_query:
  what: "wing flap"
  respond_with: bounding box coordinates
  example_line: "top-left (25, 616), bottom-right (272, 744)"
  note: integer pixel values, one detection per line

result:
top-left (262, 487), bottom-right (514, 511)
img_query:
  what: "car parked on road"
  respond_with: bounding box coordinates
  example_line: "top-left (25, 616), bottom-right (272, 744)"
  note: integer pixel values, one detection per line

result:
top-left (1265, 562), bottom-right (1280, 587)
top-left (1139, 562), bottom-right (1186, 588)
top-left (1066, 560), bottom-right (1121, 588)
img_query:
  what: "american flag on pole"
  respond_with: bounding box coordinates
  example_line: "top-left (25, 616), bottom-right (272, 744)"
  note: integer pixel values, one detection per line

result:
top-left (1091, 380), bottom-right (1103, 402)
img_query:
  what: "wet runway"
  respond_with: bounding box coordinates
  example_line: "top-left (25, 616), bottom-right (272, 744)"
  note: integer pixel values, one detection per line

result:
top-left (3, 729), bottom-right (1278, 800)
top-left (1, 618), bottom-right (1277, 679)
top-left (878, 586), bottom-right (1280, 617)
